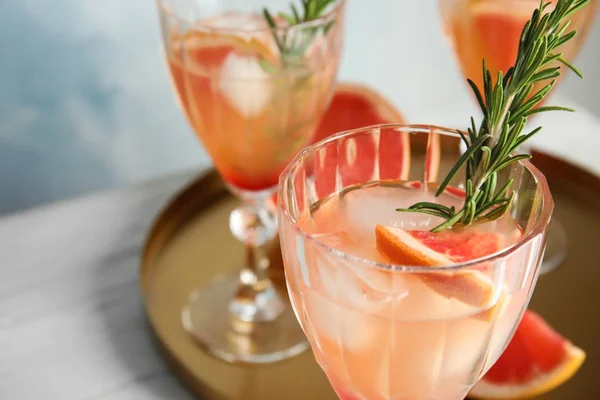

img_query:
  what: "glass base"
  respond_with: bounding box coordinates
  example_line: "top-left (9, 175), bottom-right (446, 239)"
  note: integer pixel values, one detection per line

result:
top-left (181, 273), bottom-right (309, 364)
top-left (540, 219), bottom-right (568, 275)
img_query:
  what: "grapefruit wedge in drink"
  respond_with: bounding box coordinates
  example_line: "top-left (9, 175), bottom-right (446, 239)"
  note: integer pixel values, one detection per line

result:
top-left (375, 225), bottom-right (502, 308)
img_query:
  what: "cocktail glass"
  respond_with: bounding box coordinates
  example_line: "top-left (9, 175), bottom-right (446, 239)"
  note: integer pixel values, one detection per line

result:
top-left (157, 0), bottom-right (346, 364)
top-left (438, 0), bottom-right (598, 273)
top-left (278, 125), bottom-right (553, 399)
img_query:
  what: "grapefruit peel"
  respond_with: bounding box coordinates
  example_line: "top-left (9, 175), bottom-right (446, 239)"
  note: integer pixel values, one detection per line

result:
top-left (470, 311), bottom-right (586, 399)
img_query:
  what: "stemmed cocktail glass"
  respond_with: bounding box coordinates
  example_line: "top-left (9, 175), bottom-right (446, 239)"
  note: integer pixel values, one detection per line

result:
top-left (438, 0), bottom-right (598, 272)
top-left (157, 0), bottom-right (345, 364)
top-left (278, 125), bottom-right (553, 399)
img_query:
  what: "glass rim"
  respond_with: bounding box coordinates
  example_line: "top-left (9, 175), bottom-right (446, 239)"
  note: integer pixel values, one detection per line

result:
top-left (277, 123), bottom-right (554, 272)
top-left (156, 0), bottom-right (345, 33)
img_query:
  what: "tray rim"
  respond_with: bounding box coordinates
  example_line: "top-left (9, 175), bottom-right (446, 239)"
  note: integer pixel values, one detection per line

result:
top-left (139, 168), bottom-right (230, 399)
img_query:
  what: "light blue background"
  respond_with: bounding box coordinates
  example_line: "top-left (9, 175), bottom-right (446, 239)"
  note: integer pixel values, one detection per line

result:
top-left (1, 0), bottom-right (599, 216)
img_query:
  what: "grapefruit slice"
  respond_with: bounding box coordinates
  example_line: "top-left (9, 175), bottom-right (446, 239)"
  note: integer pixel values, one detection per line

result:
top-left (375, 225), bottom-right (499, 308)
top-left (311, 82), bottom-right (411, 198)
top-left (274, 82), bottom-right (441, 206)
top-left (470, 310), bottom-right (586, 399)
top-left (312, 82), bottom-right (407, 142)
top-left (273, 82), bottom-right (411, 206)
top-left (170, 28), bottom-right (277, 75)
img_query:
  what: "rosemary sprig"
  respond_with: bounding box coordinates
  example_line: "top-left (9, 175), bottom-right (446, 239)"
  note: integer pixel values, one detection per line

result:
top-left (398, 0), bottom-right (590, 232)
top-left (262, 0), bottom-right (336, 71)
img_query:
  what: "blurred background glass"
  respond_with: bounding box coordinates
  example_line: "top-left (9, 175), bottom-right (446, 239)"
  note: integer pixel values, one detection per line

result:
top-left (1, 0), bottom-right (599, 216)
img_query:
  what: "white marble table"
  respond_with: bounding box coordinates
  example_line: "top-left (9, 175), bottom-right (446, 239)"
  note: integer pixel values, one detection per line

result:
top-left (0, 173), bottom-right (201, 400)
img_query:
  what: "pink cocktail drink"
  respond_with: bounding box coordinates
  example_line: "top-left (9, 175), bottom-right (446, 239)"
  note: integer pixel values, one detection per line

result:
top-left (166, 13), bottom-right (339, 191)
top-left (295, 184), bottom-right (531, 399)
top-left (278, 125), bottom-right (553, 399)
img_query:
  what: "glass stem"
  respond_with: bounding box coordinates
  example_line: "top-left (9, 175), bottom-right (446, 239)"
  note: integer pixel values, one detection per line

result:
top-left (228, 194), bottom-right (285, 323)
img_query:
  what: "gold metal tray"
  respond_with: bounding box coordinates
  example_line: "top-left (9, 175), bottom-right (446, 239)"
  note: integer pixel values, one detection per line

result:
top-left (140, 150), bottom-right (600, 399)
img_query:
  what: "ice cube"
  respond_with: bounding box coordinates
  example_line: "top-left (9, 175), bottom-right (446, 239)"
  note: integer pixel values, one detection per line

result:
top-left (312, 232), bottom-right (407, 307)
top-left (218, 53), bottom-right (273, 117)
top-left (393, 275), bottom-right (488, 321)
top-left (341, 185), bottom-right (440, 242)
top-left (438, 316), bottom-right (493, 386)
top-left (319, 254), bottom-right (405, 319)
top-left (341, 184), bottom-right (469, 245)
top-left (304, 288), bottom-right (382, 353)
top-left (303, 233), bottom-right (396, 352)
top-left (201, 13), bottom-right (276, 117)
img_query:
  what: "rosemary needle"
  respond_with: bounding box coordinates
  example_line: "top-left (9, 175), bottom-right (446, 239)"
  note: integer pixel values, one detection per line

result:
top-left (262, 0), bottom-right (336, 70)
